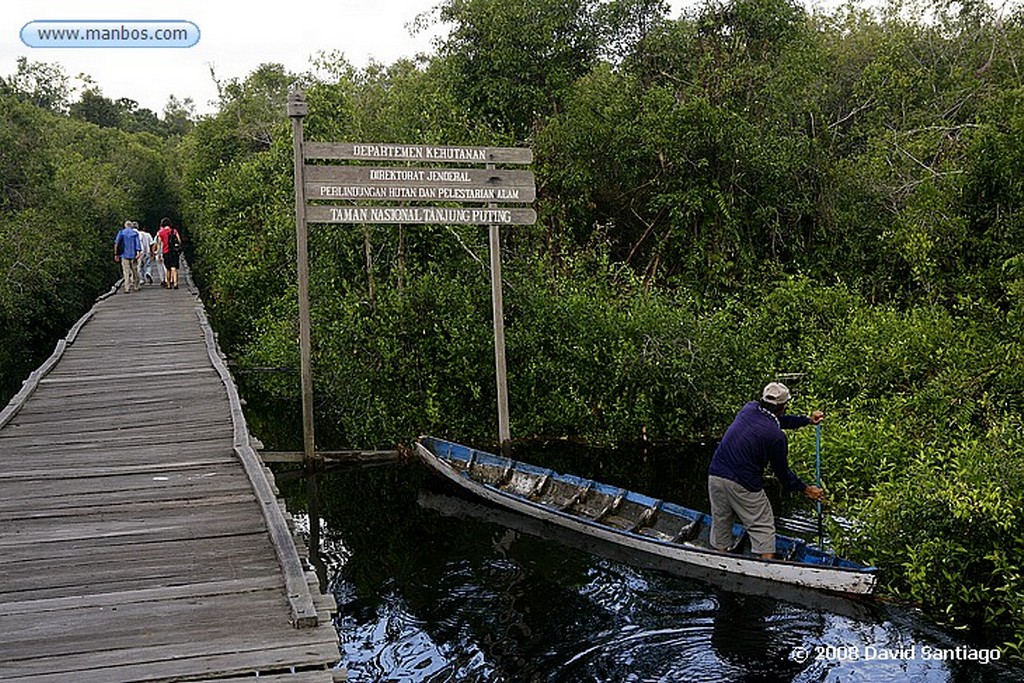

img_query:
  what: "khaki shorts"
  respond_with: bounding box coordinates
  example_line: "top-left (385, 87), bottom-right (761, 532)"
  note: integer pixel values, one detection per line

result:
top-left (708, 475), bottom-right (776, 555)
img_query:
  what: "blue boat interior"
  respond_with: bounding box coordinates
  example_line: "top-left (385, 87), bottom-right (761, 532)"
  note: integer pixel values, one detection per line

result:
top-left (421, 436), bottom-right (877, 574)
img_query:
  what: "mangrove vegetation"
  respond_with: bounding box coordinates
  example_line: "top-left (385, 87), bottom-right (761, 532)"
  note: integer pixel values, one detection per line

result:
top-left (2, 0), bottom-right (1023, 659)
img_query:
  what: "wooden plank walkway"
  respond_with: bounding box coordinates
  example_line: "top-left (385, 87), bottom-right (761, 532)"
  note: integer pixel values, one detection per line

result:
top-left (0, 270), bottom-right (341, 682)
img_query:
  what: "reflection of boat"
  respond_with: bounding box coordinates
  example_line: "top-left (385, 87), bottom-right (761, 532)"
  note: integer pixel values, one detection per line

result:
top-left (416, 487), bottom-right (879, 622)
top-left (415, 436), bottom-right (879, 596)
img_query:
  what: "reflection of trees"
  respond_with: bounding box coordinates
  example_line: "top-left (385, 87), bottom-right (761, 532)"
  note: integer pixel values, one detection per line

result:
top-left (297, 462), bottom-right (648, 680)
top-left (711, 592), bottom-right (781, 670)
top-left (712, 589), bottom-right (823, 679)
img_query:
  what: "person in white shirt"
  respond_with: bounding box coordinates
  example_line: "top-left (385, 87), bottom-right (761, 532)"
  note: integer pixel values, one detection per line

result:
top-left (151, 228), bottom-right (166, 286)
top-left (134, 222), bottom-right (155, 285)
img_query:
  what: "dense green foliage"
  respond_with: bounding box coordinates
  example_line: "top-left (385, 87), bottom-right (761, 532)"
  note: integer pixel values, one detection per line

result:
top-left (180, 0), bottom-right (1024, 654)
top-left (3, 0), bottom-right (1024, 660)
top-left (0, 81), bottom-right (182, 399)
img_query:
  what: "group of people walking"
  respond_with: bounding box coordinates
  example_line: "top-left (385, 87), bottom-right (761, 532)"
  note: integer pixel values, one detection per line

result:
top-left (113, 218), bottom-right (182, 294)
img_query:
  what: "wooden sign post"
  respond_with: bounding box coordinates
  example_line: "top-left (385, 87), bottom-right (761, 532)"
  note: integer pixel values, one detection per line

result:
top-left (288, 89), bottom-right (318, 467)
top-left (290, 90), bottom-right (535, 457)
top-left (486, 161), bottom-right (511, 456)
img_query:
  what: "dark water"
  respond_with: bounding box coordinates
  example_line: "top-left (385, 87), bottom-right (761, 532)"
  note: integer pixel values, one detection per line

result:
top-left (280, 442), bottom-right (1023, 683)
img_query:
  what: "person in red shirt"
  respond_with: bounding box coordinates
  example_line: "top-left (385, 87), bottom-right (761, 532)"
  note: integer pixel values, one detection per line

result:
top-left (156, 217), bottom-right (182, 289)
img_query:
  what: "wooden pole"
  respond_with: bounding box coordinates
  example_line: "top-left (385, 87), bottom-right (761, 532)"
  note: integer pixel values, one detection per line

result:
top-left (487, 164), bottom-right (511, 457)
top-left (288, 88), bottom-right (318, 467)
top-left (815, 423), bottom-right (823, 548)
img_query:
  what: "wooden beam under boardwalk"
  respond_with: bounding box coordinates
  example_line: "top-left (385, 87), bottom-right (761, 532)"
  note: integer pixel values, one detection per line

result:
top-left (0, 263), bottom-right (342, 682)
top-left (260, 449), bottom-right (402, 464)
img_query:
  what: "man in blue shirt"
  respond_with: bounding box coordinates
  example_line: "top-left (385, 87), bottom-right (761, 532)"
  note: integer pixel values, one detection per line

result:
top-left (708, 382), bottom-right (825, 558)
top-left (114, 220), bottom-right (142, 293)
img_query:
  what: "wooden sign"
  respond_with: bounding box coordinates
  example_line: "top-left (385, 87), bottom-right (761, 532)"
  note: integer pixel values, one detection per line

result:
top-left (306, 183), bottom-right (535, 203)
top-left (305, 142), bottom-right (533, 165)
top-left (304, 165), bottom-right (534, 186)
top-left (305, 165), bottom-right (536, 203)
top-left (307, 205), bottom-right (537, 225)
top-left (293, 120), bottom-right (534, 457)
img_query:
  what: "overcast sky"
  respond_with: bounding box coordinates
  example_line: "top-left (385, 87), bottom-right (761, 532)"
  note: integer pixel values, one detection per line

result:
top-left (4, 1), bottom-right (845, 117)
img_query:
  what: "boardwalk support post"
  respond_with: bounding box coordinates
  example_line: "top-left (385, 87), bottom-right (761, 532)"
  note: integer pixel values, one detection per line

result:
top-left (289, 88), bottom-right (318, 468)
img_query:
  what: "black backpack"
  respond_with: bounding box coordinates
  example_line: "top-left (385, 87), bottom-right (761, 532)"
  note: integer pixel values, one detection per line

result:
top-left (168, 229), bottom-right (182, 254)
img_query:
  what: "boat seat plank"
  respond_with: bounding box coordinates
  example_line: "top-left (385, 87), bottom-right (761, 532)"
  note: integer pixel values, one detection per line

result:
top-left (669, 518), bottom-right (702, 543)
top-left (558, 482), bottom-right (593, 512)
top-left (593, 489), bottom-right (626, 522)
top-left (626, 501), bottom-right (662, 533)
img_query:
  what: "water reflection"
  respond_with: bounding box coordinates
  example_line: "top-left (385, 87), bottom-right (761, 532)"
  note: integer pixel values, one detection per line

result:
top-left (285, 452), bottom-right (1024, 683)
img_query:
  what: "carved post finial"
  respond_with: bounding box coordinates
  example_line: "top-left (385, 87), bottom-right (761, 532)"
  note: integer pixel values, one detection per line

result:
top-left (287, 87), bottom-right (307, 118)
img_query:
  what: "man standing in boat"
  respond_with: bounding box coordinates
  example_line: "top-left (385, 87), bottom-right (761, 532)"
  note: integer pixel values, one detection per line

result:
top-left (708, 382), bottom-right (825, 559)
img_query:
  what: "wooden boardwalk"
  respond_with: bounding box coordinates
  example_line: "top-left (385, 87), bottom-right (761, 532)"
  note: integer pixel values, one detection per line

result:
top-left (0, 271), bottom-right (341, 682)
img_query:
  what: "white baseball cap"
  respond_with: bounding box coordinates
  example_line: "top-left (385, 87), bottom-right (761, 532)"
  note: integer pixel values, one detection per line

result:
top-left (762, 382), bottom-right (791, 406)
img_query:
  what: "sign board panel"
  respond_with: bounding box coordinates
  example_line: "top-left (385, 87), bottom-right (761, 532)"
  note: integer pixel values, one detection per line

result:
top-left (307, 205), bottom-right (537, 226)
top-left (304, 165), bottom-right (534, 187)
top-left (304, 142), bottom-right (533, 165)
top-left (306, 183), bottom-right (535, 203)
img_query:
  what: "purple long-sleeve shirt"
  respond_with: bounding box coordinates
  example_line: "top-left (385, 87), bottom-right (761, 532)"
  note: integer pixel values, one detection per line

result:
top-left (708, 401), bottom-right (810, 493)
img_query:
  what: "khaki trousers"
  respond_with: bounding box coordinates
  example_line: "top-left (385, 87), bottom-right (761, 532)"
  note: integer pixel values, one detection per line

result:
top-left (708, 475), bottom-right (776, 555)
top-left (120, 257), bottom-right (140, 292)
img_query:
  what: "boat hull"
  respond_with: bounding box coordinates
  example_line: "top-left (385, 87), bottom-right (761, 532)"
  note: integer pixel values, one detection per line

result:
top-left (415, 437), bottom-right (878, 596)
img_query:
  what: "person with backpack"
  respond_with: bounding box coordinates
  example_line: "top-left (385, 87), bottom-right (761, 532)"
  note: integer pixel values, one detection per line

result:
top-left (114, 220), bottom-right (142, 293)
top-left (157, 217), bottom-right (183, 289)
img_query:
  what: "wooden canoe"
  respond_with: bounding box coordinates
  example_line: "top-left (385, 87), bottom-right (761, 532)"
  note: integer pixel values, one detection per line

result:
top-left (415, 436), bottom-right (879, 596)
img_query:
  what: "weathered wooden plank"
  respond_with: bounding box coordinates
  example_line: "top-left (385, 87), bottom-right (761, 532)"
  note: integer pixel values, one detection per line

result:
top-left (3, 419), bottom-right (232, 441)
top-left (0, 469), bottom-right (251, 508)
top-left (0, 430), bottom-right (231, 451)
top-left (260, 449), bottom-right (401, 463)
top-left (0, 559), bottom-right (279, 602)
top-left (0, 413), bottom-right (232, 439)
top-left (8, 388), bottom-right (232, 421)
top-left (3, 618), bottom-right (339, 679)
top-left (0, 456), bottom-right (240, 481)
top-left (0, 493), bottom-right (259, 526)
top-left (3, 588), bottom-right (294, 644)
top-left (0, 447), bottom-right (232, 471)
top-left (0, 576), bottom-right (285, 617)
top-left (46, 344), bottom-right (210, 362)
top-left (8, 379), bottom-right (226, 402)
top-left (0, 514), bottom-right (267, 550)
top-left (0, 531), bottom-right (276, 571)
top-left (3, 641), bottom-right (343, 683)
top-left (195, 673), bottom-right (341, 683)
top-left (2, 585), bottom-right (339, 655)
top-left (38, 367), bottom-right (216, 385)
